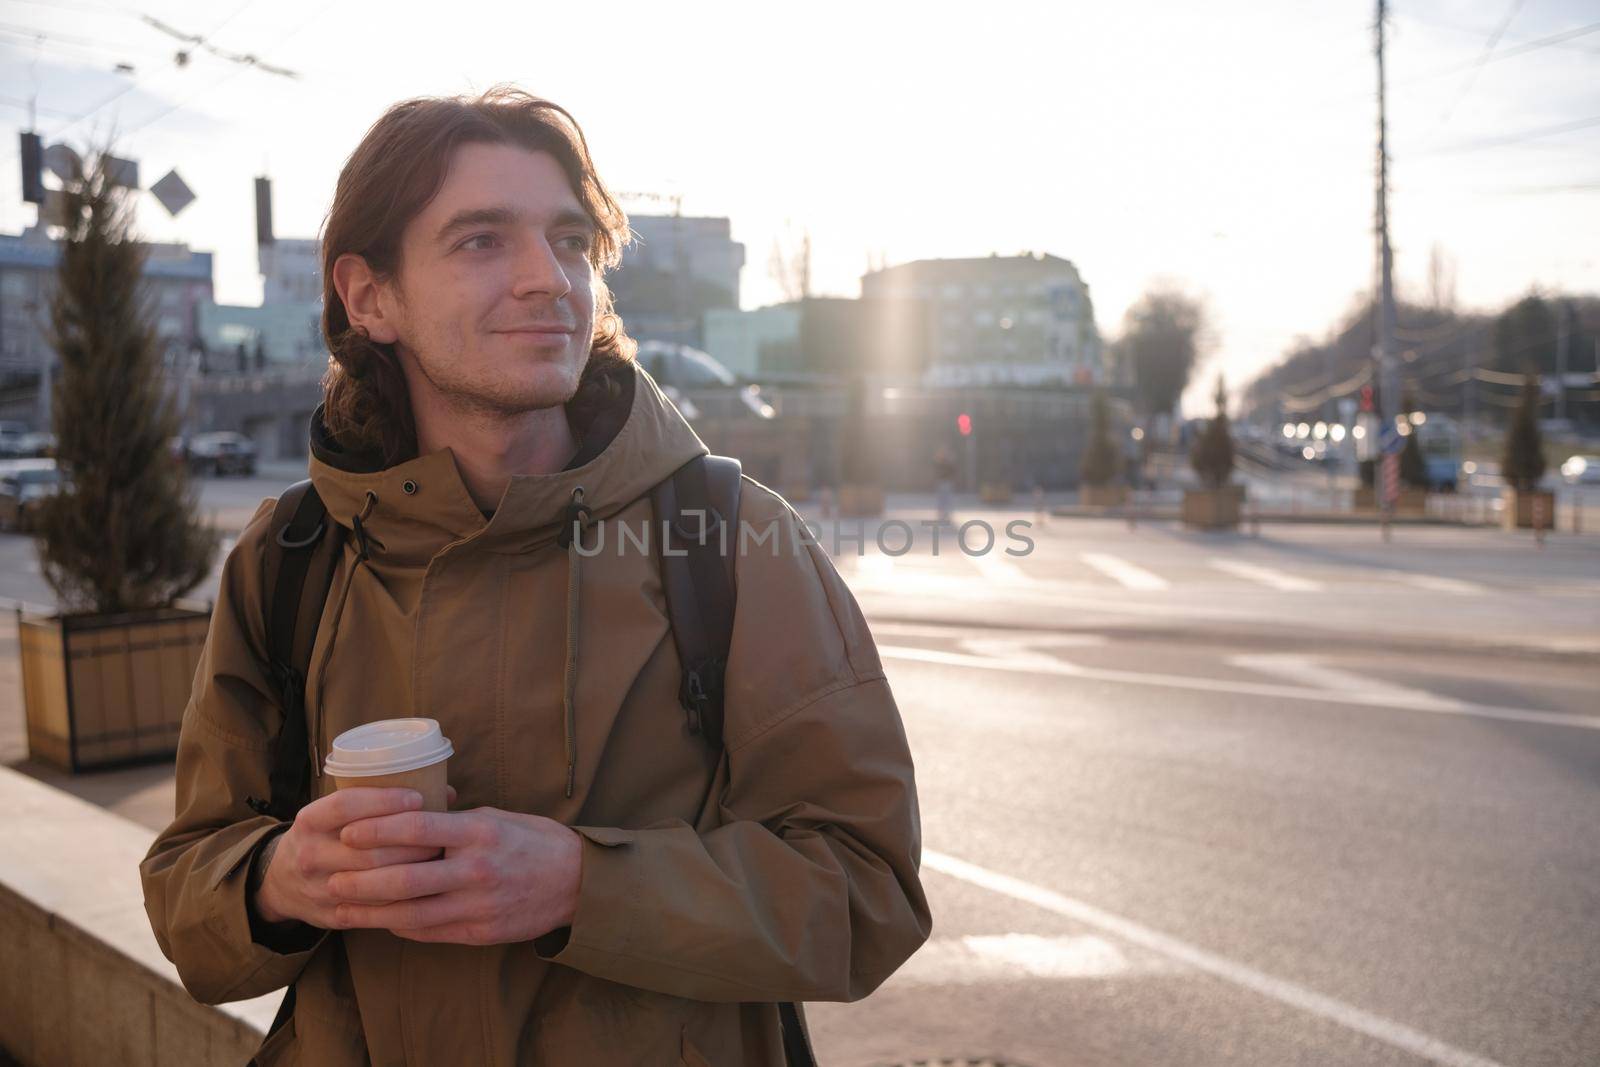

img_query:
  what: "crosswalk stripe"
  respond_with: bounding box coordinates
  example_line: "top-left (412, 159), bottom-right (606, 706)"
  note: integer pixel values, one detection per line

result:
top-left (889, 933), bottom-right (1152, 985)
top-left (1228, 654), bottom-right (1452, 708)
top-left (879, 645), bottom-right (1600, 730)
top-left (969, 551), bottom-right (1030, 585)
top-left (1080, 552), bottom-right (1169, 591)
top-left (1209, 558), bottom-right (1322, 592)
top-left (1391, 573), bottom-right (1486, 595)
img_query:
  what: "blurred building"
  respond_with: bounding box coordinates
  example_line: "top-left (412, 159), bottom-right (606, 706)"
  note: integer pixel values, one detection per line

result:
top-left (196, 234), bottom-right (323, 370)
top-left (607, 213), bottom-right (744, 347)
top-left (259, 236), bottom-right (321, 305)
top-left (0, 224), bottom-right (213, 428)
top-left (703, 304), bottom-right (802, 379)
top-left (860, 252), bottom-right (1103, 387)
top-left (703, 296), bottom-right (930, 384)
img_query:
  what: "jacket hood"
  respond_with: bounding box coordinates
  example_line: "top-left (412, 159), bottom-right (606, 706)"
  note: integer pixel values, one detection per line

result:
top-left (306, 359), bottom-right (709, 561)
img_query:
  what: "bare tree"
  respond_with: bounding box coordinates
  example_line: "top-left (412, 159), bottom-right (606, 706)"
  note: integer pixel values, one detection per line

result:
top-left (767, 221), bottom-right (811, 303)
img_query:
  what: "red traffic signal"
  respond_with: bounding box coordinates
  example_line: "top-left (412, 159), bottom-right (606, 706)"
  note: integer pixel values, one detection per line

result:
top-left (957, 413), bottom-right (972, 436)
top-left (1359, 384), bottom-right (1374, 413)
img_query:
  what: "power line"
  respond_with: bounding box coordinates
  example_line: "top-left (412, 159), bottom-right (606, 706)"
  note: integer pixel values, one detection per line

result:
top-left (41, 0), bottom-right (261, 142)
top-left (114, 0), bottom-right (341, 142)
top-left (1426, 113), bottom-right (1600, 154)
top-left (1431, 0), bottom-right (1525, 132)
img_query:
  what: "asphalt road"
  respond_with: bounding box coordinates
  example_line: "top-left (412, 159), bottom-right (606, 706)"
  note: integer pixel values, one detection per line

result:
top-left (3, 471), bottom-right (1598, 1066)
top-left (805, 627), bottom-right (1599, 1067)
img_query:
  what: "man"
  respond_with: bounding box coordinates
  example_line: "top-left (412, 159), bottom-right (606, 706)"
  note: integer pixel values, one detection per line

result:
top-left (140, 86), bottom-right (931, 1065)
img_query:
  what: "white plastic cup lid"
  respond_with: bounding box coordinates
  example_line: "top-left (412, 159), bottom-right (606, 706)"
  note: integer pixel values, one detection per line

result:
top-left (323, 718), bottom-right (454, 778)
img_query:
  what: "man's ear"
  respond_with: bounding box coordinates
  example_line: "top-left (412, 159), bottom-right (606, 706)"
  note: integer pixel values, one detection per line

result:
top-left (332, 252), bottom-right (401, 344)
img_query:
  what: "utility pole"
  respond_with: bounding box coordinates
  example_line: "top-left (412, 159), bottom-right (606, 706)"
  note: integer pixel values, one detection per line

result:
top-left (1373, 0), bottom-right (1401, 539)
top-left (1555, 300), bottom-right (1570, 424)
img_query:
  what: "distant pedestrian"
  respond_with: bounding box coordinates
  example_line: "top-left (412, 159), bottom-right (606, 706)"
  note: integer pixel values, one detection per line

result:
top-left (935, 445), bottom-right (957, 524)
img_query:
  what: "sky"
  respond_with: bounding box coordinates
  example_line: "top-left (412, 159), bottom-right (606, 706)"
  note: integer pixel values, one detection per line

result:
top-left (2, 0), bottom-right (1596, 414)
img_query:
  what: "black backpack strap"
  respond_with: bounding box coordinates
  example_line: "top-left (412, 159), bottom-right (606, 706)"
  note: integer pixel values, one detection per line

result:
top-left (650, 454), bottom-right (741, 752)
top-left (245, 478), bottom-right (341, 823)
top-left (779, 1002), bottom-right (817, 1067)
top-left (651, 457), bottom-right (817, 1066)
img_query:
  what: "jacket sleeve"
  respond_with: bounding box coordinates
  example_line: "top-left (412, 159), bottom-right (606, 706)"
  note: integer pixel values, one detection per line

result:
top-left (139, 497), bottom-right (331, 1004)
top-left (535, 486), bottom-right (933, 1001)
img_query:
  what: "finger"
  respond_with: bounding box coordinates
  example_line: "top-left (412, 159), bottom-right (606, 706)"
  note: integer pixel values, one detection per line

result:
top-left (340, 810), bottom-right (486, 851)
top-left (392, 923), bottom-right (491, 945)
top-left (446, 785), bottom-right (458, 807)
top-left (296, 788), bottom-right (423, 833)
top-left (334, 891), bottom-right (480, 931)
top-left (335, 844), bottom-right (444, 871)
top-left (328, 857), bottom-right (483, 903)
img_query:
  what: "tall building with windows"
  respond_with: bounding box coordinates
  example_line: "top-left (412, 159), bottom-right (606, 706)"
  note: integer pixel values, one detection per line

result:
top-left (0, 225), bottom-right (213, 426)
top-left (607, 214), bottom-right (744, 347)
top-left (860, 252), bottom-right (1102, 387)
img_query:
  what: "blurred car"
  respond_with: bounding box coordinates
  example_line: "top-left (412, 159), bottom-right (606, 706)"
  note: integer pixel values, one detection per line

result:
top-left (1422, 457), bottom-right (1458, 492)
top-left (0, 459), bottom-right (63, 533)
top-left (187, 431), bottom-right (258, 476)
top-left (1560, 454), bottom-right (1600, 485)
top-left (634, 341), bottom-right (775, 420)
top-left (0, 421), bottom-right (29, 458)
top-left (13, 432), bottom-right (56, 458)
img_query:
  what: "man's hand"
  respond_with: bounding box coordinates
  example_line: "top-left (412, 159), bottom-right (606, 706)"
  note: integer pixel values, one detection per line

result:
top-left (326, 807), bottom-right (583, 946)
top-left (252, 787), bottom-right (449, 927)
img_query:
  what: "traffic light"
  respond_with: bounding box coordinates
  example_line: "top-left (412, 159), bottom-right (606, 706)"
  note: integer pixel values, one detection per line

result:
top-left (957, 413), bottom-right (972, 437)
top-left (19, 132), bottom-right (44, 205)
top-left (1359, 384), bottom-right (1374, 413)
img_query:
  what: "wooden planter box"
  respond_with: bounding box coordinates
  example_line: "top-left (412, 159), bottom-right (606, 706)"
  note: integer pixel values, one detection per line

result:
top-left (1080, 484), bottom-right (1127, 507)
top-left (1503, 489), bottom-right (1556, 530)
top-left (837, 484), bottom-right (885, 518)
top-left (1182, 485), bottom-right (1245, 530)
top-left (978, 482), bottom-right (1013, 504)
top-left (18, 605), bottom-right (210, 772)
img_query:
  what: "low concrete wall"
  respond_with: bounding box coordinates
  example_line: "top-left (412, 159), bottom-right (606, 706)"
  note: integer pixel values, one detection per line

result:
top-left (0, 767), bottom-right (277, 1066)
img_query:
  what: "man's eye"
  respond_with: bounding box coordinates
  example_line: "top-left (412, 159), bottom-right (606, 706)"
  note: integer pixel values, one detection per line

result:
top-left (558, 234), bottom-right (593, 253)
top-left (461, 234), bottom-right (499, 251)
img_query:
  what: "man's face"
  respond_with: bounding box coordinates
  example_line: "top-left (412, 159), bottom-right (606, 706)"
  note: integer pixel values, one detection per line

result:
top-left (384, 142), bottom-right (598, 418)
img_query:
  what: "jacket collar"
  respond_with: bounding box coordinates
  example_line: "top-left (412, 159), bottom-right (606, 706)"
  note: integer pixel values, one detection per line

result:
top-left (306, 359), bottom-right (708, 562)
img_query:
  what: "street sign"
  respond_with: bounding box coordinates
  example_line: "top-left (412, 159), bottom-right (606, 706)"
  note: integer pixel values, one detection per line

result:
top-left (150, 169), bottom-right (195, 217)
top-left (1379, 425), bottom-right (1403, 455)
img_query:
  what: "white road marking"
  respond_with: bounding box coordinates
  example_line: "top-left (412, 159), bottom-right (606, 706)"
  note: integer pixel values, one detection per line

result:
top-left (878, 645), bottom-right (1600, 731)
top-left (958, 633), bottom-right (1107, 666)
top-left (1228, 654), bottom-right (1454, 709)
top-left (891, 933), bottom-right (1151, 985)
top-left (923, 849), bottom-right (1510, 1067)
top-left (969, 551), bottom-right (1030, 586)
top-left (1080, 552), bottom-right (1169, 591)
top-left (1390, 572), bottom-right (1486, 596)
top-left (1209, 558), bottom-right (1323, 592)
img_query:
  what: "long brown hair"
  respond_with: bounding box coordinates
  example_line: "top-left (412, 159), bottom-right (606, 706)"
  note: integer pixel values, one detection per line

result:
top-left (319, 85), bottom-right (635, 467)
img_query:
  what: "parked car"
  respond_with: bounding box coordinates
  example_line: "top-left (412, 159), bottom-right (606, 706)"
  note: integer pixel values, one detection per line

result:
top-left (0, 459), bottom-right (63, 532)
top-left (186, 431), bottom-right (257, 476)
top-left (0, 421), bottom-right (29, 458)
top-left (1560, 454), bottom-right (1600, 485)
top-left (12, 432), bottom-right (56, 458)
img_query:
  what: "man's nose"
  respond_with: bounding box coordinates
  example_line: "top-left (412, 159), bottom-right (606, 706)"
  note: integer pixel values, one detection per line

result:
top-left (510, 237), bottom-right (572, 301)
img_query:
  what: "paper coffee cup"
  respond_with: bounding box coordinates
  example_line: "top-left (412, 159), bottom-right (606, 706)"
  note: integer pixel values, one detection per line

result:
top-left (324, 718), bottom-right (453, 812)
